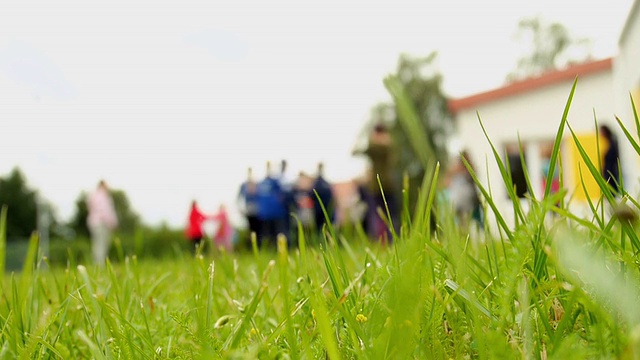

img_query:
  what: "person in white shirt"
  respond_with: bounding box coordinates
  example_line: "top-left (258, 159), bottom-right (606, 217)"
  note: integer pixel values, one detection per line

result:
top-left (86, 180), bottom-right (118, 265)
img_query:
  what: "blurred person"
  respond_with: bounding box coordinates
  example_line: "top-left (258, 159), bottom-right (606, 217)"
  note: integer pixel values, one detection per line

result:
top-left (312, 162), bottom-right (334, 235)
top-left (185, 200), bottom-right (207, 249)
top-left (211, 204), bottom-right (234, 252)
top-left (600, 124), bottom-right (622, 195)
top-left (541, 143), bottom-right (561, 211)
top-left (279, 159), bottom-right (296, 193)
top-left (293, 171), bottom-right (315, 229)
top-left (238, 167), bottom-right (260, 239)
top-left (353, 124), bottom-right (399, 244)
top-left (86, 180), bottom-right (118, 266)
top-left (541, 144), bottom-right (560, 194)
top-left (278, 159), bottom-right (296, 241)
top-left (256, 161), bottom-right (286, 247)
top-left (353, 175), bottom-right (371, 232)
top-left (443, 150), bottom-right (483, 229)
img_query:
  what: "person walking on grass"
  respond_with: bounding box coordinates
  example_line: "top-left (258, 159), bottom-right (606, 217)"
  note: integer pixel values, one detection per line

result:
top-left (87, 180), bottom-right (118, 266)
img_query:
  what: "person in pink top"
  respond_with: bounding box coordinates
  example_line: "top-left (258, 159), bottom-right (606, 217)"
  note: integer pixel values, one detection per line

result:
top-left (86, 180), bottom-right (118, 266)
top-left (211, 204), bottom-right (234, 252)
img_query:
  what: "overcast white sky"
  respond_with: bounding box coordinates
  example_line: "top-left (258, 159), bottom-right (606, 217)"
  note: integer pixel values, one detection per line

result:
top-left (0, 0), bottom-right (634, 227)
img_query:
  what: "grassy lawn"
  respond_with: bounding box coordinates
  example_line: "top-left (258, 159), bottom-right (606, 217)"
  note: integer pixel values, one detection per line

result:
top-left (2, 86), bottom-right (640, 358)
top-left (2, 199), bottom-right (640, 359)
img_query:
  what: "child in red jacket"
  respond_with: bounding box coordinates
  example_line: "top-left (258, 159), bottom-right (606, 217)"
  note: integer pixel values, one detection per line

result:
top-left (186, 200), bottom-right (207, 247)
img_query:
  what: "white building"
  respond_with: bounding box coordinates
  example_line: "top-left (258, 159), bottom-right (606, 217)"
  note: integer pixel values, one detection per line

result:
top-left (614, 0), bottom-right (640, 194)
top-left (448, 0), bottom-right (640, 227)
top-left (449, 59), bottom-right (615, 225)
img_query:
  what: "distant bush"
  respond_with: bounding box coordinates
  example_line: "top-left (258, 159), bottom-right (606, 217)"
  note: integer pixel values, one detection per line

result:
top-left (45, 225), bottom-right (256, 267)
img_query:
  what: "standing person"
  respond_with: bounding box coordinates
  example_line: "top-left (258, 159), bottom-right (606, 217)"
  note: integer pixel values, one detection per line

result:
top-left (238, 167), bottom-right (260, 240)
top-left (185, 200), bottom-right (207, 250)
top-left (86, 180), bottom-right (118, 266)
top-left (444, 150), bottom-right (483, 229)
top-left (312, 162), bottom-right (334, 235)
top-left (600, 124), bottom-right (622, 195)
top-left (256, 161), bottom-right (286, 247)
top-left (293, 171), bottom-right (315, 230)
top-left (353, 124), bottom-right (399, 244)
top-left (279, 159), bottom-right (296, 193)
top-left (211, 204), bottom-right (234, 252)
top-left (353, 175), bottom-right (371, 233)
top-left (278, 159), bottom-right (296, 241)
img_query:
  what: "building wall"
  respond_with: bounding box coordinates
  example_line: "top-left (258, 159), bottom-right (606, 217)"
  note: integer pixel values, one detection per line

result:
top-left (614, 0), bottom-right (640, 195)
top-left (455, 70), bottom-right (614, 226)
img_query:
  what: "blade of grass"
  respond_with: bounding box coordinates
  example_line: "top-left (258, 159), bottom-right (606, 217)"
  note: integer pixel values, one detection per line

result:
top-left (224, 260), bottom-right (275, 351)
top-left (0, 205), bottom-right (6, 282)
top-left (544, 79), bottom-right (576, 198)
top-left (567, 123), bottom-right (615, 205)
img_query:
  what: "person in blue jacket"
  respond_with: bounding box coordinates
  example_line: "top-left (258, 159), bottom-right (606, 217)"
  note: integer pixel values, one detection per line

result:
top-left (256, 161), bottom-right (286, 247)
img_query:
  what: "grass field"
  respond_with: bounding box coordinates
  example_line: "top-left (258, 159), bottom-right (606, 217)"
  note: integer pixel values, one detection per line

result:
top-left (2, 84), bottom-right (640, 359)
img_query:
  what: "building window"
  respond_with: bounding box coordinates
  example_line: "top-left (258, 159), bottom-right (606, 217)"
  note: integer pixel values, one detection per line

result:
top-left (504, 143), bottom-right (528, 198)
top-left (540, 141), bottom-right (560, 194)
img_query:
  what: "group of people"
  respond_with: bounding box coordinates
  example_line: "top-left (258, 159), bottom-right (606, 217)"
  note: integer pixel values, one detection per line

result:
top-left (83, 124), bottom-right (624, 265)
top-left (237, 160), bottom-right (334, 247)
top-left (185, 202), bottom-right (234, 252)
top-left (235, 123), bottom-right (411, 247)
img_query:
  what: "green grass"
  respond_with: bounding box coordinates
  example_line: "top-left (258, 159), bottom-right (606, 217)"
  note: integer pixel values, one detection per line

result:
top-left (2, 86), bottom-right (640, 358)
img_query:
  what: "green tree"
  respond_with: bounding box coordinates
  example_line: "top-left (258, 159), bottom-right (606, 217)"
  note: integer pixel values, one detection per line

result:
top-left (69, 191), bottom-right (90, 238)
top-left (69, 187), bottom-right (141, 238)
top-left (507, 16), bottom-right (591, 82)
top-left (359, 52), bottom-right (452, 210)
top-left (0, 168), bottom-right (38, 240)
top-left (110, 189), bottom-right (141, 235)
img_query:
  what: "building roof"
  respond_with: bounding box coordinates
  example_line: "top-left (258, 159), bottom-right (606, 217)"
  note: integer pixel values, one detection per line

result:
top-left (620, 0), bottom-right (640, 45)
top-left (448, 58), bottom-right (613, 113)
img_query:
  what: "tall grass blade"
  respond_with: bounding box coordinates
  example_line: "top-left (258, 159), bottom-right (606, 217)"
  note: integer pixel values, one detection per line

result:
top-left (544, 79), bottom-right (576, 198)
top-left (0, 205), bottom-right (6, 282)
top-left (20, 232), bottom-right (39, 294)
top-left (567, 124), bottom-right (616, 205)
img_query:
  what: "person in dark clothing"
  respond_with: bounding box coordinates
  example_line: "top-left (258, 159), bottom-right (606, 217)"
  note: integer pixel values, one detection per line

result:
top-left (278, 159), bottom-right (296, 243)
top-left (312, 162), bottom-right (334, 236)
top-left (352, 124), bottom-right (400, 244)
top-left (600, 124), bottom-right (622, 195)
top-left (238, 167), bottom-right (260, 241)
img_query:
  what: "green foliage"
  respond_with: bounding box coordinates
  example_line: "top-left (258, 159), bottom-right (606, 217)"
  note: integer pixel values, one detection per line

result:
top-left (46, 225), bottom-right (192, 267)
top-left (69, 188), bottom-right (141, 238)
top-left (0, 168), bottom-right (38, 241)
top-left (69, 192), bottom-right (90, 238)
top-left (508, 16), bottom-right (592, 82)
top-left (362, 52), bottom-right (452, 212)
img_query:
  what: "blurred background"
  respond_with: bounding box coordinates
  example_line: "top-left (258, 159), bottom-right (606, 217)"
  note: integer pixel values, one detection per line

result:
top-left (0, 0), bottom-right (636, 265)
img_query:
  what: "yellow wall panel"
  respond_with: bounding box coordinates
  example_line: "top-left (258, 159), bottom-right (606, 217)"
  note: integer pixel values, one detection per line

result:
top-left (567, 133), bottom-right (604, 201)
